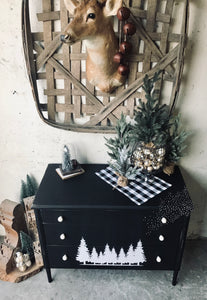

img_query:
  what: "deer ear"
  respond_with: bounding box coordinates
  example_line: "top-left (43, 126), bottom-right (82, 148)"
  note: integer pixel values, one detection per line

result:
top-left (103, 0), bottom-right (123, 17)
top-left (64, 0), bottom-right (80, 15)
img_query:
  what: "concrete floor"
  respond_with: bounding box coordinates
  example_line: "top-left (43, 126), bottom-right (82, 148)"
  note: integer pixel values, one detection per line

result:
top-left (0, 240), bottom-right (206, 300)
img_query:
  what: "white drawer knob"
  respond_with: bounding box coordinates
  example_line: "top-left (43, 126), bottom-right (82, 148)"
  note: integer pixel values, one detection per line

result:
top-left (62, 254), bottom-right (68, 261)
top-left (60, 233), bottom-right (66, 240)
top-left (156, 256), bottom-right (162, 263)
top-left (57, 216), bottom-right (63, 223)
top-left (159, 235), bottom-right (164, 241)
top-left (161, 217), bottom-right (167, 224)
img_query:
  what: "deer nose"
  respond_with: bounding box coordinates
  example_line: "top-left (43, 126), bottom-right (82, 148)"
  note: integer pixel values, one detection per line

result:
top-left (60, 34), bottom-right (70, 43)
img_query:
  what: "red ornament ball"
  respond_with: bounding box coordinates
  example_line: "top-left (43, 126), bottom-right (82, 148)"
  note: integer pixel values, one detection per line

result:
top-left (123, 22), bottom-right (136, 35)
top-left (113, 52), bottom-right (125, 64)
top-left (117, 7), bottom-right (131, 21)
top-left (119, 41), bottom-right (132, 54)
top-left (118, 64), bottom-right (130, 76)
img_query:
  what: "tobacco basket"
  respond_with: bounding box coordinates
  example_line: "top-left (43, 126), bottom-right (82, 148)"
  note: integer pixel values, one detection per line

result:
top-left (22, 0), bottom-right (189, 133)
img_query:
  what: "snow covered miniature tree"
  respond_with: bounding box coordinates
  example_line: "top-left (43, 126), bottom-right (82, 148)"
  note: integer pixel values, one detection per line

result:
top-left (20, 175), bottom-right (38, 209)
top-left (105, 113), bottom-right (138, 187)
top-left (20, 231), bottom-right (34, 262)
top-left (62, 145), bottom-right (73, 173)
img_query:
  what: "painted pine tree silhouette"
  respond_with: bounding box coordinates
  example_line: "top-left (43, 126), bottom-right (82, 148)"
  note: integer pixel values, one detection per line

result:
top-left (76, 237), bottom-right (146, 266)
top-left (111, 248), bottom-right (117, 264)
top-left (103, 244), bottom-right (111, 264)
top-left (98, 251), bottom-right (104, 264)
top-left (134, 240), bottom-right (146, 265)
top-left (125, 244), bottom-right (134, 264)
top-left (117, 248), bottom-right (126, 264)
top-left (90, 247), bottom-right (99, 264)
top-left (76, 237), bottom-right (90, 264)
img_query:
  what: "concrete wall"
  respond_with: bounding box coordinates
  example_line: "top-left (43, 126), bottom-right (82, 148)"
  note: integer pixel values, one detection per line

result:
top-left (0, 1), bottom-right (207, 238)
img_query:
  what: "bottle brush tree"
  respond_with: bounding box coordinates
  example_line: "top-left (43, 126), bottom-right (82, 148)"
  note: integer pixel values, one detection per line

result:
top-left (61, 145), bottom-right (73, 173)
top-left (20, 175), bottom-right (38, 209)
top-left (20, 230), bottom-right (34, 262)
top-left (105, 113), bottom-right (138, 187)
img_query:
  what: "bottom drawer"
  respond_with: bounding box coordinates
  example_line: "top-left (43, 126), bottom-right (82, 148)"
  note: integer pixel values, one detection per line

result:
top-left (47, 243), bottom-right (177, 270)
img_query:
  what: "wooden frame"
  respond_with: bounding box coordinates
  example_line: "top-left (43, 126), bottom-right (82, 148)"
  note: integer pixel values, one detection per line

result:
top-left (22, 0), bottom-right (189, 133)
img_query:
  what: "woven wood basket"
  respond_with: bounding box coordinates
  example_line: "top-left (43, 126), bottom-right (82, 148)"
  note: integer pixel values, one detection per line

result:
top-left (22, 0), bottom-right (189, 133)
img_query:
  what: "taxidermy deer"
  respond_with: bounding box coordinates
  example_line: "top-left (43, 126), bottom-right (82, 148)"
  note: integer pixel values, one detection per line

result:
top-left (61, 0), bottom-right (125, 93)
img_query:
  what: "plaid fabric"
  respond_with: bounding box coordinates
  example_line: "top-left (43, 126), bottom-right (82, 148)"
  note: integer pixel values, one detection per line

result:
top-left (95, 166), bottom-right (172, 206)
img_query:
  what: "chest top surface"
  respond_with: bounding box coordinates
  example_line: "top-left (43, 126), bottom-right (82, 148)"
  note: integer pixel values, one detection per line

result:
top-left (33, 164), bottom-right (187, 210)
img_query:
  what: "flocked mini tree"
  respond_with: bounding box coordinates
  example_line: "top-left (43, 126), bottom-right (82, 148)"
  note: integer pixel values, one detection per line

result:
top-left (20, 175), bottom-right (38, 208)
top-left (105, 113), bottom-right (138, 186)
top-left (61, 145), bottom-right (73, 173)
top-left (20, 230), bottom-right (35, 262)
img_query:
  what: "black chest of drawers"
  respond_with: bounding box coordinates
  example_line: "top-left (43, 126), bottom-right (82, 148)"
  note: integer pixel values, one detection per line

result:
top-left (33, 164), bottom-right (191, 285)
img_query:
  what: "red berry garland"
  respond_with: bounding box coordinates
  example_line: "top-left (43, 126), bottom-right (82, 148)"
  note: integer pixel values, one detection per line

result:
top-left (123, 22), bottom-right (136, 35)
top-left (119, 41), bottom-right (132, 54)
top-left (113, 52), bottom-right (124, 64)
top-left (117, 7), bottom-right (131, 21)
top-left (118, 64), bottom-right (130, 76)
top-left (114, 7), bottom-right (136, 76)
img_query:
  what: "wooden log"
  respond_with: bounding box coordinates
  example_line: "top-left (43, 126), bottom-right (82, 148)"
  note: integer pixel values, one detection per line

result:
top-left (0, 263), bottom-right (42, 283)
top-left (0, 200), bottom-right (27, 274)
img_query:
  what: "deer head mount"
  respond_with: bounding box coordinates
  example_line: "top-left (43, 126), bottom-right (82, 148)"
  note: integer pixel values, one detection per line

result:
top-left (61, 0), bottom-right (125, 93)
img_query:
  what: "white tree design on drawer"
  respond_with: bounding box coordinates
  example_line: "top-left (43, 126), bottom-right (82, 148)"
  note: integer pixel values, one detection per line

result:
top-left (76, 237), bottom-right (90, 265)
top-left (125, 245), bottom-right (135, 264)
top-left (76, 237), bottom-right (146, 266)
top-left (134, 240), bottom-right (146, 264)
top-left (90, 247), bottom-right (99, 264)
top-left (117, 248), bottom-right (126, 264)
top-left (111, 248), bottom-right (117, 264)
top-left (98, 251), bottom-right (104, 264)
top-left (103, 244), bottom-right (111, 264)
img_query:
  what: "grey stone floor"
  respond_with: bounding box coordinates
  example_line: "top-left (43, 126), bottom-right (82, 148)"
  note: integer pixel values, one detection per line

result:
top-left (0, 240), bottom-right (206, 300)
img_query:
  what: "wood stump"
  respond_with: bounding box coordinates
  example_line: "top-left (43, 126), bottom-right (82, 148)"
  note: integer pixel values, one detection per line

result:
top-left (0, 199), bottom-right (42, 282)
top-left (0, 199), bottom-right (27, 274)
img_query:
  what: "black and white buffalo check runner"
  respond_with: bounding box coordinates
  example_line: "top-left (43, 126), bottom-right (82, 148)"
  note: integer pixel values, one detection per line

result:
top-left (95, 166), bottom-right (172, 206)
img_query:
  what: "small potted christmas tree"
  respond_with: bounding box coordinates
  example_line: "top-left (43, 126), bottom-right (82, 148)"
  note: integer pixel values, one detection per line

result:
top-left (131, 72), bottom-right (188, 175)
top-left (105, 113), bottom-right (138, 187)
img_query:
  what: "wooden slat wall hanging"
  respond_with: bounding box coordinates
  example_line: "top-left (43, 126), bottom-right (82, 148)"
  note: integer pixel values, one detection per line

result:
top-left (21, 0), bottom-right (189, 133)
